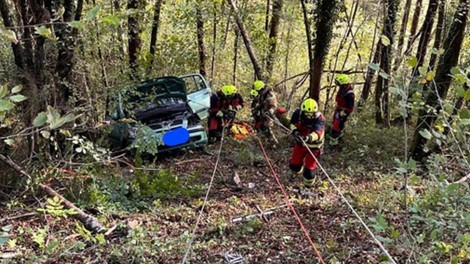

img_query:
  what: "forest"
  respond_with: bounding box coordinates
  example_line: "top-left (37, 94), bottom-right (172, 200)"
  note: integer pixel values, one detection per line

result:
top-left (0, 0), bottom-right (469, 263)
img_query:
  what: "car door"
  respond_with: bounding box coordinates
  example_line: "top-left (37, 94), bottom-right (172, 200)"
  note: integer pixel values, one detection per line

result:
top-left (179, 73), bottom-right (211, 120)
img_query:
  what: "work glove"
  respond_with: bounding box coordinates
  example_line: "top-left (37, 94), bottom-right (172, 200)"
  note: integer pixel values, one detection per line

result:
top-left (216, 111), bottom-right (224, 117)
top-left (304, 133), bottom-right (319, 143)
top-left (335, 109), bottom-right (348, 119)
top-left (236, 105), bottom-right (243, 111)
top-left (267, 108), bottom-right (276, 117)
top-left (292, 129), bottom-right (302, 143)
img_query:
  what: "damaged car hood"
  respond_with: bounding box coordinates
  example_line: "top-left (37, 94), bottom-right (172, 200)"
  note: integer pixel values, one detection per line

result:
top-left (121, 76), bottom-right (189, 123)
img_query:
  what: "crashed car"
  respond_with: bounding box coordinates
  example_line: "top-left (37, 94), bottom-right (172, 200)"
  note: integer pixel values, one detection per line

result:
top-left (108, 73), bottom-right (211, 153)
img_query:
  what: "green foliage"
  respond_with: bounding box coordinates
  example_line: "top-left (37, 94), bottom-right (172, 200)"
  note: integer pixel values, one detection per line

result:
top-left (34, 26), bottom-right (55, 41)
top-left (102, 15), bottom-right (120, 26)
top-left (0, 27), bottom-right (18, 43)
top-left (0, 224), bottom-right (12, 246)
top-left (74, 222), bottom-right (106, 244)
top-left (407, 180), bottom-right (470, 262)
top-left (234, 218), bottom-right (263, 237)
top-left (0, 1), bottom-right (469, 263)
top-left (370, 212), bottom-right (388, 232)
top-left (69, 21), bottom-right (85, 30)
top-left (380, 35), bottom-right (391, 46)
top-left (407, 56), bottom-right (418, 68)
top-left (31, 227), bottom-right (47, 249)
top-left (131, 168), bottom-right (203, 201)
top-left (33, 106), bottom-right (76, 131)
top-left (68, 135), bottom-right (108, 161)
top-left (37, 196), bottom-right (77, 219)
top-left (85, 6), bottom-right (101, 20)
top-left (0, 85), bottom-right (26, 124)
top-left (130, 123), bottom-right (162, 155)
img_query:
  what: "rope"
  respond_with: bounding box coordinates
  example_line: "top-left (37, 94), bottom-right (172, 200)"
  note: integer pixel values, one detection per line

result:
top-left (255, 136), bottom-right (326, 264)
top-left (181, 125), bottom-right (227, 264)
top-left (268, 116), bottom-right (397, 263)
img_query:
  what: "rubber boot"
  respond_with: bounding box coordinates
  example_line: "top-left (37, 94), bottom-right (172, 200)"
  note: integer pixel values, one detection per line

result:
top-left (301, 177), bottom-right (316, 189)
top-left (289, 168), bottom-right (302, 182)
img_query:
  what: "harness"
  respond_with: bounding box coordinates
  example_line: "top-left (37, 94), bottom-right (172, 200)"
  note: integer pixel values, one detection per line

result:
top-left (298, 112), bottom-right (324, 149)
top-left (338, 84), bottom-right (354, 98)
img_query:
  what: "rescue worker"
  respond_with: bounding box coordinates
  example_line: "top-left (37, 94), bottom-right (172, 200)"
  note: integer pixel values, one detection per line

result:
top-left (330, 74), bottom-right (354, 148)
top-left (250, 80), bottom-right (279, 144)
top-left (208, 85), bottom-right (244, 144)
top-left (289, 98), bottom-right (325, 189)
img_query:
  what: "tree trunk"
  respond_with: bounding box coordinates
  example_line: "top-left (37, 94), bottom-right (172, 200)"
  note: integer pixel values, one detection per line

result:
top-left (233, 27), bottom-right (239, 85)
top-left (361, 42), bottom-right (382, 105)
top-left (28, 1), bottom-right (47, 89)
top-left (375, 0), bottom-right (398, 126)
top-left (283, 12), bottom-right (293, 97)
top-left (359, 3), bottom-right (382, 107)
top-left (196, 1), bottom-right (207, 77)
top-left (227, 0), bottom-right (265, 81)
top-left (396, 0), bottom-right (412, 55)
top-left (429, 0), bottom-right (446, 70)
top-left (0, 0), bottom-right (24, 69)
top-left (310, 0), bottom-right (338, 102)
top-left (406, 0), bottom-right (423, 53)
top-left (55, 0), bottom-right (79, 108)
top-left (127, 0), bottom-right (141, 80)
top-left (411, 0), bottom-right (438, 79)
top-left (17, 0), bottom-right (48, 122)
top-left (112, 0), bottom-right (127, 63)
top-left (410, 0), bottom-right (468, 161)
top-left (265, 0), bottom-right (270, 32)
top-left (210, 1), bottom-right (219, 82)
top-left (149, 0), bottom-right (163, 71)
top-left (18, 0), bottom-right (33, 69)
top-left (301, 0), bottom-right (314, 101)
top-left (266, 0), bottom-right (283, 81)
top-left (222, 1), bottom-right (231, 49)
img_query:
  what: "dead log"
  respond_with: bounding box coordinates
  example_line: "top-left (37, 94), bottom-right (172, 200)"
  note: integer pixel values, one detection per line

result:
top-left (0, 154), bottom-right (106, 233)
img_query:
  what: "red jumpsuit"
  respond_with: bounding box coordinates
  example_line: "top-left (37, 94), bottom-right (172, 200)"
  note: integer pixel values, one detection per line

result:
top-left (289, 109), bottom-right (325, 180)
top-left (331, 83), bottom-right (354, 141)
top-left (208, 91), bottom-right (244, 142)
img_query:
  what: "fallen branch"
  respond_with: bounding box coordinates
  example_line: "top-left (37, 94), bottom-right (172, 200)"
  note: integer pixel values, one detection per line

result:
top-left (231, 204), bottom-right (287, 224)
top-left (0, 212), bottom-right (37, 223)
top-left (255, 204), bottom-right (269, 222)
top-left (0, 154), bottom-right (106, 233)
top-left (175, 158), bottom-right (205, 165)
top-left (0, 252), bottom-right (21, 259)
top-left (454, 173), bottom-right (470, 184)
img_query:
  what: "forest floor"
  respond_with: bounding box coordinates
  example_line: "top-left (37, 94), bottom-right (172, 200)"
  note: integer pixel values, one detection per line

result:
top-left (0, 115), bottom-right (458, 263)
